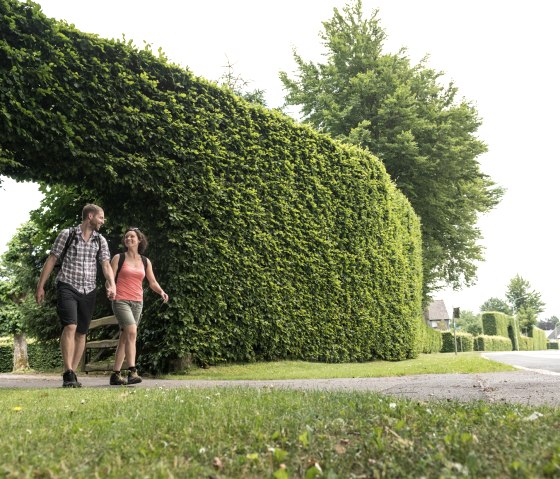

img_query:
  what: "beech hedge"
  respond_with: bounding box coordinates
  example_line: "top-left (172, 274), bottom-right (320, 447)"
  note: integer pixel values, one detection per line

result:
top-left (0, 0), bottom-right (423, 370)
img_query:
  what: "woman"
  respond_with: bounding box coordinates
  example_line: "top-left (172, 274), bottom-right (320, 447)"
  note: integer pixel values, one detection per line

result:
top-left (109, 227), bottom-right (168, 385)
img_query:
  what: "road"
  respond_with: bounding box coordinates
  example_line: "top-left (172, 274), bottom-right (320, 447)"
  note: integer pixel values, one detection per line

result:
top-left (483, 350), bottom-right (560, 374)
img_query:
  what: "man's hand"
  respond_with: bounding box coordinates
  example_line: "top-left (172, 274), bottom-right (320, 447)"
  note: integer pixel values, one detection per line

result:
top-left (106, 284), bottom-right (116, 300)
top-left (35, 286), bottom-right (45, 304)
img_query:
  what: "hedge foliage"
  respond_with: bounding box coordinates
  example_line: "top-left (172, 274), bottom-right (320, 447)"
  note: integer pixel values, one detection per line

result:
top-left (415, 323), bottom-right (443, 354)
top-left (0, 340), bottom-right (60, 372)
top-left (481, 312), bottom-right (510, 337)
top-left (529, 327), bottom-right (547, 350)
top-left (0, 0), bottom-right (423, 370)
top-left (547, 342), bottom-right (559, 350)
top-left (440, 332), bottom-right (474, 353)
top-left (518, 336), bottom-right (534, 351)
top-left (473, 335), bottom-right (512, 352)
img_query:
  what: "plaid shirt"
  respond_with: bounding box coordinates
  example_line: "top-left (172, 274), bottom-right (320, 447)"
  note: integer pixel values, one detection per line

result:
top-left (51, 226), bottom-right (110, 294)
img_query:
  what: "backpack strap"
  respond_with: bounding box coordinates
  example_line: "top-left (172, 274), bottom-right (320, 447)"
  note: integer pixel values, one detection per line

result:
top-left (115, 254), bottom-right (148, 283)
top-left (56, 227), bottom-right (77, 269)
top-left (114, 253), bottom-right (126, 283)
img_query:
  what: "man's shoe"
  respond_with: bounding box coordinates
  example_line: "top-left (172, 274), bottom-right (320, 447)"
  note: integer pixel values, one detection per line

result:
top-left (127, 369), bottom-right (142, 385)
top-left (72, 370), bottom-right (82, 388)
top-left (109, 371), bottom-right (127, 386)
top-left (62, 369), bottom-right (78, 388)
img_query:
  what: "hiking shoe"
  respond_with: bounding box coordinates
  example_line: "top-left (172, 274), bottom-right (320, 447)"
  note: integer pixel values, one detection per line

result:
top-left (72, 370), bottom-right (82, 388)
top-left (109, 372), bottom-right (127, 386)
top-left (127, 370), bottom-right (142, 385)
top-left (62, 369), bottom-right (78, 388)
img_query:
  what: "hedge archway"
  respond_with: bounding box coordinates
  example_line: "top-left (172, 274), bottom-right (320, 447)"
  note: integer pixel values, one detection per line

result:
top-left (1, 0), bottom-right (423, 371)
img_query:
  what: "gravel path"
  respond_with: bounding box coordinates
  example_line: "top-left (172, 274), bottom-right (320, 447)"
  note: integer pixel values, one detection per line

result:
top-left (2, 370), bottom-right (559, 407)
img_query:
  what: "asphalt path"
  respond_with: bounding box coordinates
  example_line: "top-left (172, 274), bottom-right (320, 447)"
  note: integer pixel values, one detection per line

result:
top-left (483, 350), bottom-right (560, 374)
top-left (2, 364), bottom-right (560, 407)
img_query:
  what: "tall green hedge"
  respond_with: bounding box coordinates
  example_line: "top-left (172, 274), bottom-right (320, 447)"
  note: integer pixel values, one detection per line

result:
top-left (0, 0), bottom-right (423, 370)
top-left (481, 312), bottom-right (510, 337)
top-left (530, 327), bottom-right (547, 350)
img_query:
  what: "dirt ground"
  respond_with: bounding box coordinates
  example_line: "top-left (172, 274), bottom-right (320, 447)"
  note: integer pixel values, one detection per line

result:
top-left (1, 370), bottom-right (559, 407)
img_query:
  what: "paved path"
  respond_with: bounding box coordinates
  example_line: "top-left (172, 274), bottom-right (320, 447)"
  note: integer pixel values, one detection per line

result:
top-left (1, 370), bottom-right (559, 407)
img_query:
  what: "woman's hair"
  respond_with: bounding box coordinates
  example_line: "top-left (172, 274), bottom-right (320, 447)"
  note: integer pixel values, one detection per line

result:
top-left (123, 227), bottom-right (148, 254)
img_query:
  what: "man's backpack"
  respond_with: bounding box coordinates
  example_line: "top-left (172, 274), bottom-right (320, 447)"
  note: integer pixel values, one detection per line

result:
top-left (114, 253), bottom-right (148, 283)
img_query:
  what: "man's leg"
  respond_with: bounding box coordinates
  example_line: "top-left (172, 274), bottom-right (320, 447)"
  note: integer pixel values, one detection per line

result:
top-left (60, 324), bottom-right (77, 372)
top-left (71, 332), bottom-right (86, 371)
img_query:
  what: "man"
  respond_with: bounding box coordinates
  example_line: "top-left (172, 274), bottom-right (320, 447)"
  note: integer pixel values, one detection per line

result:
top-left (35, 204), bottom-right (116, 388)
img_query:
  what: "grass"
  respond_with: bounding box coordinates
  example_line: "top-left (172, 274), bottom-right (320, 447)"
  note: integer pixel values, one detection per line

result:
top-left (1, 387), bottom-right (559, 478)
top-left (166, 352), bottom-right (517, 380)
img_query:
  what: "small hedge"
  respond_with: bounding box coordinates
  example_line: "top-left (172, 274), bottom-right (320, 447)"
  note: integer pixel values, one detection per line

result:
top-left (416, 322), bottom-right (443, 354)
top-left (518, 336), bottom-right (534, 351)
top-left (441, 331), bottom-right (474, 353)
top-left (547, 342), bottom-right (559, 350)
top-left (473, 335), bottom-right (512, 352)
top-left (0, 340), bottom-right (61, 372)
top-left (530, 327), bottom-right (547, 350)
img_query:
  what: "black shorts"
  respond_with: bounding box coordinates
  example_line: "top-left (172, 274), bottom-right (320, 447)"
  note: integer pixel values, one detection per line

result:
top-left (56, 282), bottom-right (96, 335)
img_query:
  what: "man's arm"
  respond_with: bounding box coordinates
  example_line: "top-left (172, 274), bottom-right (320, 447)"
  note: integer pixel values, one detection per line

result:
top-left (102, 259), bottom-right (116, 300)
top-left (35, 254), bottom-right (57, 304)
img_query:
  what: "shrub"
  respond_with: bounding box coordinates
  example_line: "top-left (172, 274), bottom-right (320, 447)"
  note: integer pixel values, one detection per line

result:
top-left (0, 0), bottom-right (423, 370)
top-left (530, 327), bottom-right (547, 350)
top-left (416, 322), bottom-right (443, 354)
top-left (481, 312), bottom-right (510, 337)
top-left (441, 332), bottom-right (474, 353)
top-left (473, 335), bottom-right (512, 352)
top-left (547, 342), bottom-right (559, 350)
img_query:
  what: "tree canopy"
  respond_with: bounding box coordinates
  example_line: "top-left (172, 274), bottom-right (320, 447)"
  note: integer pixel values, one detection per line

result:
top-left (480, 297), bottom-right (512, 316)
top-left (280, 0), bottom-right (503, 299)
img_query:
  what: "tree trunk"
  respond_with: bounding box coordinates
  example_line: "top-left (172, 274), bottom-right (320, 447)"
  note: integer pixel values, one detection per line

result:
top-left (13, 333), bottom-right (29, 371)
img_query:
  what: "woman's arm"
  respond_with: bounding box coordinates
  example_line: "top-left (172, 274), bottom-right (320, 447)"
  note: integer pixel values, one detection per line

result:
top-left (145, 258), bottom-right (169, 302)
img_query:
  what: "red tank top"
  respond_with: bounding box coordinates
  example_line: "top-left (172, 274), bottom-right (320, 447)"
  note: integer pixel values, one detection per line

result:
top-left (115, 260), bottom-right (145, 302)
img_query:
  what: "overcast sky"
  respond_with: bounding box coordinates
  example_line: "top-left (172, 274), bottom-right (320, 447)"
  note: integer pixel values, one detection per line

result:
top-left (1, 0), bottom-right (559, 318)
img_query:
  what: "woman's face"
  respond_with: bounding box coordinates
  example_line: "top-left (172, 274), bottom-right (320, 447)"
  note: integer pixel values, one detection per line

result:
top-left (124, 230), bottom-right (140, 250)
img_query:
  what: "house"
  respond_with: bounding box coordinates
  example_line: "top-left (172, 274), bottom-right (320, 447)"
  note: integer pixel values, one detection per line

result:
top-left (424, 300), bottom-right (451, 330)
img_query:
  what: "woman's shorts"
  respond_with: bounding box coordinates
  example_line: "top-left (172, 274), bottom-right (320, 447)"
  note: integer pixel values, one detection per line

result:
top-left (112, 300), bottom-right (143, 329)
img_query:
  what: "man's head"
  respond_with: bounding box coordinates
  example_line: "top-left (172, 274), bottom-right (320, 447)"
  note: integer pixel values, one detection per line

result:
top-left (82, 204), bottom-right (105, 231)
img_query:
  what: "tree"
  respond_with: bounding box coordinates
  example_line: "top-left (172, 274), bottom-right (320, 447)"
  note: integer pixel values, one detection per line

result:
top-left (537, 316), bottom-right (560, 330)
top-left (218, 58), bottom-right (267, 106)
top-left (279, 0), bottom-right (503, 299)
top-left (452, 310), bottom-right (482, 336)
top-left (505, 275), bottom-right (545, 333)
top-left (480, 297), bottom-right (512, 315)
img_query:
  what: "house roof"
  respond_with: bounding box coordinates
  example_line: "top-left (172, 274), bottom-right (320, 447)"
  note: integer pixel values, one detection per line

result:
top-left (424, 300), bottom-right (451, 321)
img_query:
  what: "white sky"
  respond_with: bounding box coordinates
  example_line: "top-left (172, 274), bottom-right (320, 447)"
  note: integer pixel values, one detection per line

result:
top-left (1, 0), bottom-right (559, 318)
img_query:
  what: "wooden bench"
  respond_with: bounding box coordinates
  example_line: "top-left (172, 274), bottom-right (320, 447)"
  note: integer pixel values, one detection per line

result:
top-left (81, 315), bottom-right (128, 373)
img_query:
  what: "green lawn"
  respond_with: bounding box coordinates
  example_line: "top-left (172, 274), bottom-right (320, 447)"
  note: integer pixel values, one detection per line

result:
top-left (166, 352), bottom-right (516, 380)
top-left (1, 386), bottom-right (558, 478)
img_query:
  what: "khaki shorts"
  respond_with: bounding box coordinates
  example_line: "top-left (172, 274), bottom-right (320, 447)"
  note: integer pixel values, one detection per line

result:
top-left (112, 300), bottom-right (143, 329)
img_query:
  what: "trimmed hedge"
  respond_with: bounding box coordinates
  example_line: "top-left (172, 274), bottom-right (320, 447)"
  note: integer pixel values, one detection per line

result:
top-left (416, 323), bottom-right (443, 354)
top-left (518, 336), bottom-right (534, 351)
top-left (530, 327), bottom-right (547, 350)
top-left (441, 332), bottom-right (474, 353)
top-left (481, 312), bottom-right (510, 337)
top-left (473, 335), bottom-right (512, 352)
top-left (0, 0), bottom-right (423, 369)
top-left (547, 342), bottom-right (559, 350)
top-left (0, 340), bottom-right (61, 372)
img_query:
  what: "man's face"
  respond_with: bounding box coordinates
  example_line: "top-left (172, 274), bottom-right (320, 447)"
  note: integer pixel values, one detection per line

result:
top-left (89, 210), bottom-right (105, 231)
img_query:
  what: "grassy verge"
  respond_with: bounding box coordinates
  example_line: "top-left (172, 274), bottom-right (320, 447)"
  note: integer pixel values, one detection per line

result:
top-left (166, 352), bottom-right (516, 380)
top-left (1, 387), bottom-right (558, 478)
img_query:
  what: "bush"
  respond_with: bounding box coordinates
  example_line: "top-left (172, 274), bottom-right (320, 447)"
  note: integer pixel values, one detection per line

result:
top-left (481, 312), bottom-right (510, 337)
top-left (0, 344), bottom-right (12, 372)
top-left (518, 336), bottom-right (534, 351)
top-left (441, 332), bottom-right (474, 353)
top-left (547, 342), bottom-right (559, 350)
top-left (473, 335), bottom-right (512, 352)
top-left (28, 340), bottom-right (62, 370)
top-left (530, 327), bottom-right (547, 350)
top-left (0, 0), bottom-right (423, 370)
top-left (416, 322), bottom-right (443, 354)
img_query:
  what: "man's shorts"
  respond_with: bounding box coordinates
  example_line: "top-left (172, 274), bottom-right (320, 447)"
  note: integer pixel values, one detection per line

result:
top-left (56, 282), bottom-right (97, 335)
top-left (112, 300), bottom-right (143, 329)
